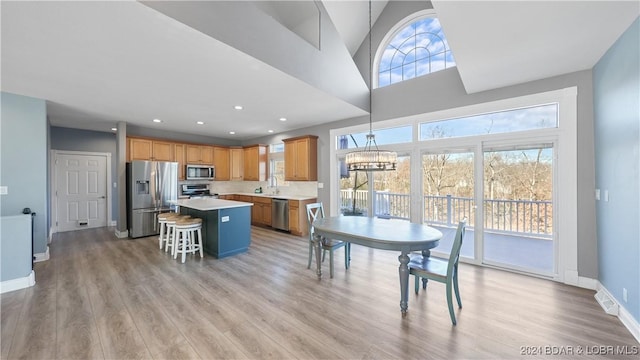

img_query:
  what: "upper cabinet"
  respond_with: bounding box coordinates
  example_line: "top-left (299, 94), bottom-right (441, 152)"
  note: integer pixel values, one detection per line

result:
top-left (243, 145), bottom-right (267, 181)
top-left (230, 147), bottom-right (244, 181)
top-left (212, 146), bottom-right (230, 181)
top-left (186, 145), bottom-right (214, 165)
top-left (174, 144), bottom-right (185, 180)
top-left (283, 135), bottom-right (318, 181)
top-left (128, 138), bottom-right (173, 162)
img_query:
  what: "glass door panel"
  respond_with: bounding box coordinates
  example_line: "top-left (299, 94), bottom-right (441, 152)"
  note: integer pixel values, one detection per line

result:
top-left (338, 156), bottom-right (369, 216)
top-left (482, 145), bottom-right (554, 274)
top-left (372, 155), bottom-right (410, 220)
top-left (422, 152), bottom-right (475, 259)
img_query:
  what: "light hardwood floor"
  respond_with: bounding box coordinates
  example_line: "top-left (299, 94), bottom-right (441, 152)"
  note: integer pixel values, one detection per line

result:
top-left (1, 226), bottom-right (637, 359)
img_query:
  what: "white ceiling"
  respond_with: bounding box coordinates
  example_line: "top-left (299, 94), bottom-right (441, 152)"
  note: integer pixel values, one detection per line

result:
top-left (432, 0), bottom-right (639, 93)
top-left (1, 1), bottom-right (638, 140)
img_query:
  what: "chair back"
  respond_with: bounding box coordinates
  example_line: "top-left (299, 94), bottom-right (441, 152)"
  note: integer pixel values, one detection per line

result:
top-left (306, 203), bottom-right (325, 240)
top-left (446, 220), bottom-right (467, 277)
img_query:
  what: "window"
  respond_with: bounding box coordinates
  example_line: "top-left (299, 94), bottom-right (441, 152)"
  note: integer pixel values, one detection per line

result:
top-left (336, 125), bottom-right (412, 150)
top-left (419, 103), bottom-right (559, 141)
top-left (269, 143), bottom-right (287, 187)
top-left (377, 15), bottom-right (455, 88)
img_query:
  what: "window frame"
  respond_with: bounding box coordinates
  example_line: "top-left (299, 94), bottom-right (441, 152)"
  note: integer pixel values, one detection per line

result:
top-left (374, 9), bottom-right (455, 89)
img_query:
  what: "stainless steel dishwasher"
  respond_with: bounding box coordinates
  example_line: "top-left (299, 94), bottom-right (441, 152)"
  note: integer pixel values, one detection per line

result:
top-left (271, 198), bottom-right (289, 231)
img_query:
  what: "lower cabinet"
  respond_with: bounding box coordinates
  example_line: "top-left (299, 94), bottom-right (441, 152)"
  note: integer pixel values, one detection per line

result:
top-left (289, 198), bottom-right (317, 236)
top-left (251, 197), bottom-right (272, 226)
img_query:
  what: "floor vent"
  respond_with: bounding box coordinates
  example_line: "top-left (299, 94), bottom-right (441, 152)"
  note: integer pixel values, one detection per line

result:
top-left (595, 290), bottom-right (619, 316)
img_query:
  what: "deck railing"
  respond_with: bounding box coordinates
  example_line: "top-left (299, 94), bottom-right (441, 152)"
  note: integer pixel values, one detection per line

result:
top-left (339, 190), bottom-right (553, 238)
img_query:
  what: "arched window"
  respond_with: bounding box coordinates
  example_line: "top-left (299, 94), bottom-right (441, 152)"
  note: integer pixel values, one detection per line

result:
top-left (377, 13), bottom-right (455, 88)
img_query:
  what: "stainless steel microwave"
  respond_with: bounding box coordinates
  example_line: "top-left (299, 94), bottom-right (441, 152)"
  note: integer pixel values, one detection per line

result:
top-left (186, 164), bottom-right (215, 180)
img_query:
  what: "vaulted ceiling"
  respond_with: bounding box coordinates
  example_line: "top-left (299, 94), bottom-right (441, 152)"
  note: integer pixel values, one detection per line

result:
top-left (1, 1), bottom-right (637, 140)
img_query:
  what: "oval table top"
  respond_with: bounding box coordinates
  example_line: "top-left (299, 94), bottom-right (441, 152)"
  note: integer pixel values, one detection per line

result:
top-left (312, 216), bottom-right (442, 251)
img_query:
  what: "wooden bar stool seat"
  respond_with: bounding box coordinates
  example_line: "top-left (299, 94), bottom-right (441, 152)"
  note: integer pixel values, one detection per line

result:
top-left (174, 217), bottom-right (204, 263)
top-left (158, 212), bottom-right (181, 250)
top-left (164, 214), bottom-right (191, 255)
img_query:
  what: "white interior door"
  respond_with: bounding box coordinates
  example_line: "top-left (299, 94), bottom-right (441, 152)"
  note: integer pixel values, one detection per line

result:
top-left (56, 153), bottom-right (107, 232)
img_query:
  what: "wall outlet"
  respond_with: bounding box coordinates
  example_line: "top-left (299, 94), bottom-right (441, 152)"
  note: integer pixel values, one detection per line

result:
top-left (603, 189), bottom-right (609, 202)
top-left (623, 288), bottom-right (628, 302)
top-left (595, 188), bottom-right (600, 200)
top-left (0, 186), bottom-right (7, 195)
top-left (317, 182), bottom-right (324, 189)
top-left (221, 216), bottom-right (229, 222)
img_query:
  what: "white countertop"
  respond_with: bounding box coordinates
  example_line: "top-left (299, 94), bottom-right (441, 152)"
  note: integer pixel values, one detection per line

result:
top-left (172, 198), bottom-right (253, 211)
top-left (225, 192), bottom-right (317, 201)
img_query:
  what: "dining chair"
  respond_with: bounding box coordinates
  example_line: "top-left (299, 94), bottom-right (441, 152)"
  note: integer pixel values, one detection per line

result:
top-left (409, 220), bottom-right (466, 325)
top-left (306, 202), bottom-right (350, 278)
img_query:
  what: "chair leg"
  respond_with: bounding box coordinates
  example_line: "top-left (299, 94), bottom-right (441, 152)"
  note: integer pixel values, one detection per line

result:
top-left (196, 228), bottom-right (203, 258)
top-left (329, 249), bottom-right (334, 278)
top-left (453, 267), bottom-right (462, 308)
top-left (307, 241), bottom-right (313, 269)
top-left (446, 280), bottom-right (457, 325)
top-left (158, 222), bottom-right (165, 249)
top-left (422, 278), bottom-right (428, 289)
top-left (414, 274), bottom-right (420, 294)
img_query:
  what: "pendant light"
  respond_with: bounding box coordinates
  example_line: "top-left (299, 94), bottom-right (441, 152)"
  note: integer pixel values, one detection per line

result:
top-left (345, 0), bottom-right (397, 172)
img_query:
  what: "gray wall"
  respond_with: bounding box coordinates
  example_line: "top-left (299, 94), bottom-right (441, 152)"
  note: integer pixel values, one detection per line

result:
top-left (247, 2), bottom-right (599, 280)
top-left (593, 18), bottom-right (639, 322)
top-left (0, 215), bottom-right (32, 282)
top-left (1, 92), bottom-right (48, 254)
top-left (50, 127), bottom-right (118, 221)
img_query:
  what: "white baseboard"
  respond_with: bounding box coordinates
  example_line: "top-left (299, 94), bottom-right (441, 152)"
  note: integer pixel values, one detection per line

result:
top-left (34, 246), bottom-right (49, 262)
top-left (564, 269), bottom-right (579, 286)
top-left (0, 270), bottom-right (35, 294)
top-left (114, 229), bottom-right (128, 238)
top-left (578, 276), bottom-right (598, 290)
top-left (596, 282), bottom-right (640, 344)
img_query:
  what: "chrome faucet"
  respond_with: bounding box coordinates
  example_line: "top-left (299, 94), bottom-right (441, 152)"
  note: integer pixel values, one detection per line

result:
top-left (268, 175), bottom-right (279, 195)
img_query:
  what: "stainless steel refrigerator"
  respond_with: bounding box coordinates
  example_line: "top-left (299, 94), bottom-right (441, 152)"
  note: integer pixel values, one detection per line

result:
top-left (126, 160), bottom-right (178, 238)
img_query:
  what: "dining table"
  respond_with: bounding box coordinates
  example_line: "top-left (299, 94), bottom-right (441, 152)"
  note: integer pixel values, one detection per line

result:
top-left (311, 215), bottom-right (443, 316)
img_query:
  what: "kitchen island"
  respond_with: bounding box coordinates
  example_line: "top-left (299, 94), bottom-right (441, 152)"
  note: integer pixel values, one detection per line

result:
top-left (173, 198), bottom-right (253, 259)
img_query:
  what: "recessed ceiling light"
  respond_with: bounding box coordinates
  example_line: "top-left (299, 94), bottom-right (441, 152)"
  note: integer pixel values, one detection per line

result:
top-left (152, 118), bottom-right (162, 123)
top-left (196, 121), bottom-right (204, 125)
top-left (234, 105), bottom-right (243, 110)
top-left (279, 117), bottom-right (287, 122)
top-left (229, 131), bottom-right (236, 135)
top-left (268, 130), bottom-right (274, 133)
top-left (111, 127), bottom-right (117, 131)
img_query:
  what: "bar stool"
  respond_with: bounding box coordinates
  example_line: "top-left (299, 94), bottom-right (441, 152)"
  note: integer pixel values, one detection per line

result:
top-left (173, 217), bottom-right (203, 263)
top-left (158, 212), bottom-right (180, 250)
top-left (165, 215), bottom-right (191, 255)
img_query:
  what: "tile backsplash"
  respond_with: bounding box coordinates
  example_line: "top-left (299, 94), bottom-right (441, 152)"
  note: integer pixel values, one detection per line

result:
top-left (206, 180), bottom-right (318, 197)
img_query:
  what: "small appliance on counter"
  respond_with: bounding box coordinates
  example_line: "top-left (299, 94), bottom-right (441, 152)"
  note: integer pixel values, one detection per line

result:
top-left (181, 184), bottom-right (219, 199)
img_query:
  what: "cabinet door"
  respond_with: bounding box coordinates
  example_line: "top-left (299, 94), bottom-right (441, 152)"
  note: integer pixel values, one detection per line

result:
top-left (129, 138), bottom-right (153, 161)
top-left (230, 148), bottom-right (244, 180)
top-left (213, 147), bottom-right (230, 181)
top-left (289, 200), bottom-right (300, 234)
top-left (174, 144), bottom-right (185, 180)
top-left (200, 146), bottom-right (214, 165)
top-left (152, 141), bottom-right (173, 161)
top-left (251, 204), bottom-right (260, 225)
top-left (262, 203), bottom-right (272, 226)
top-left (243, 145), bottom-right (267, 181)
top-left (185, 145), bottom-right (202, 164)
top-left (284, 136), bottom-right (317, 181)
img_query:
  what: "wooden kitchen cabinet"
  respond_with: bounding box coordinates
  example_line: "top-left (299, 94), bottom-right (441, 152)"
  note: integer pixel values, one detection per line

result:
top-left (243, 144), bottom-right (267, 181)
top-left (251, 196), bottom-right (272, 226)
top-left (283, 135), bottom-right (318, 181)
top-left (186, 145), bottom-right (214, 165)
top-left (128, 138), bottom-right (173, 162)
top-left (288, 198), bottom-right (317, 236)
top-left (174, 143), bottom-right (185, 180)
top-left (229, 147), bottom-right (244, 181)
top-left (212, 146), bottom-right (230, 181)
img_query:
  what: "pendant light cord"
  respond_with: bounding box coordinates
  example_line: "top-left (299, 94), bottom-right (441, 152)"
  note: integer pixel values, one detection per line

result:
top-left (368, 0), bottom-right (373, 136)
